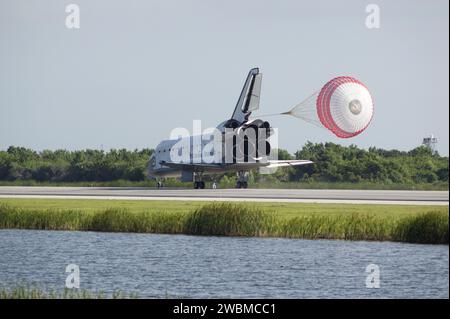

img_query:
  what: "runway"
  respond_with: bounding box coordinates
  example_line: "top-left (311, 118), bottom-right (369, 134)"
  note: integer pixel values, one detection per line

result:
top-left (0, 186), bottom-right (448, 205)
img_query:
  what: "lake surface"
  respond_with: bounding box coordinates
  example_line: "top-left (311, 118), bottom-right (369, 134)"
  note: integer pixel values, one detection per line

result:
top-left (0, 229), bottom-right (448, 298)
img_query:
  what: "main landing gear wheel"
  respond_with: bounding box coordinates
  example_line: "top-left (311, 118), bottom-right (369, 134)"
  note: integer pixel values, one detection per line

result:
top-left (236, 171), bottom-right (249, 189)
top-left (236, 181), bottom-right (248, 189)
top-left (193, 172), bottom-right (205, 189)
top-left (194, 181), bottom-right (205, 189)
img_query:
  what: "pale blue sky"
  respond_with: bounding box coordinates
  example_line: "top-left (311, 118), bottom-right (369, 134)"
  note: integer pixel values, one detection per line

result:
top-left (0, 0), bottom-right (448, 155)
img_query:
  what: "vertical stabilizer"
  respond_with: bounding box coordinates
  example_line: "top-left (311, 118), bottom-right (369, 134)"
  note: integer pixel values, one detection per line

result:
top-left (231, 68), bottom-right (262, 123)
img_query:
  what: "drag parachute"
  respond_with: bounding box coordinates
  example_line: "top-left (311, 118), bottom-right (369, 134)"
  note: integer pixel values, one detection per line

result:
top-left (283, 76), bottom-right (374, 138)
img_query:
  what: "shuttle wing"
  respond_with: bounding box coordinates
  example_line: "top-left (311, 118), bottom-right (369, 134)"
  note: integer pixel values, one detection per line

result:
top-left (159, 159), bottom-right (313, 172)
top-left (159, 161), bottom-right (224, 171)
top-left (265, 159), bottom-right (313, 168)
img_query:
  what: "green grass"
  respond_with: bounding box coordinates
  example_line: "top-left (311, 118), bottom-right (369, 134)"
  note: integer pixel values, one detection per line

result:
top-left (0, 199), bottom-right (448, 244)
top-left (0, 286), bottom-right (137, 299)
top-left (184, 203), bottom-right (277, 237)
top-left (0, 198), bottom-right (441, 217)
top-left (393, 211), bottom-right (450, 244)
top-left (252, 181), bottom-right (449, 191)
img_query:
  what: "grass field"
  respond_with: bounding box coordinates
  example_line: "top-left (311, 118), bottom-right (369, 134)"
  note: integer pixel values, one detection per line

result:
top-left (0, 198), bottom-right (443, 217)
top-left (0, 198), bottom-right (448, 244)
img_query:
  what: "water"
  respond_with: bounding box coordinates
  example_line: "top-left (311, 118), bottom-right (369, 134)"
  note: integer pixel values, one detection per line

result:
top-left (0, 229), bottom-right (448, 298)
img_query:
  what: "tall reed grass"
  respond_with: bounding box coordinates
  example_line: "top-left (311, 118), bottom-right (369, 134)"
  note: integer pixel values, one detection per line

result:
top-left (0, 203), bottom-right (447, 244)
top-left (184, 203), bottom-right (276, 236)
top-left (0, 285), bottom-right (137, 299)
top-left (278, 213), bottom-right (395, 241)
top-left (393, 211), bottom-right (449, 244)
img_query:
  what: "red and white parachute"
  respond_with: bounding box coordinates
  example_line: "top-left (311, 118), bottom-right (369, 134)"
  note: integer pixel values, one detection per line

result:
top-left (283, 76), bottom-right (374, 138)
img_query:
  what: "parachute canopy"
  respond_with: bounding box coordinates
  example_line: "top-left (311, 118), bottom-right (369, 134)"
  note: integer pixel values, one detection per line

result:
top-left (286, 76), bottom-right (374, 138)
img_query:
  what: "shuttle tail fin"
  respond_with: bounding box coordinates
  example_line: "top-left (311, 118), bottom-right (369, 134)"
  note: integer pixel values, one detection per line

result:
top-left (231, 68), bottom-right (262, 123)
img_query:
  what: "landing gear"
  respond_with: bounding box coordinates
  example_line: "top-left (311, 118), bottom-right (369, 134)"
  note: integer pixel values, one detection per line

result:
top-left (236, 171), bottom-right (249, 189)
top-left (236, 181), bottom-right (248, 189)
top-left (194, 181), bottom-right (205, 189)
top-left (156, 180), bottom-right (163, 189)
top-left (193, 172), bottom-right (205, 189)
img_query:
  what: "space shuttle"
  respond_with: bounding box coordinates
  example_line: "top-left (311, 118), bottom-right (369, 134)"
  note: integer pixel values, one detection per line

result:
top-left (148, 68), bottom-right (313, 189)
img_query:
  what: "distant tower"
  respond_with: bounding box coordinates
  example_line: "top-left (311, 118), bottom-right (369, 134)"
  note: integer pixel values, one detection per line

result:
top-left (422, 134), bottom-right (438, 154)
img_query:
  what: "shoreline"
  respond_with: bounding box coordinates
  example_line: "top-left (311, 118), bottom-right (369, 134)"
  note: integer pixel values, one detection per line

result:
top-left (0, 200), bottom-right (448, 245)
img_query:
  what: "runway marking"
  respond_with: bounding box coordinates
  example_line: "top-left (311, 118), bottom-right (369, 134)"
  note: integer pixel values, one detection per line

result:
top-left (0, 194), bottom-right (447, 206)
top-left (0, 187), bottom-right (447, 205)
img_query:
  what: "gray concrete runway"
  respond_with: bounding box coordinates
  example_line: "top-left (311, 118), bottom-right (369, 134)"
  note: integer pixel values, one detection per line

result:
top-left (0, 186), bottom-right (448, 205)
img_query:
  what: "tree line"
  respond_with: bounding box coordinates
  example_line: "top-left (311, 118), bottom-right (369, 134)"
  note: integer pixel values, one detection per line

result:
top-left (288, 142), bottom-right (448, 185)
top-left (0, 147), bottom-right (153, 182)
top-left (0, 143), bottom-right (448, 185)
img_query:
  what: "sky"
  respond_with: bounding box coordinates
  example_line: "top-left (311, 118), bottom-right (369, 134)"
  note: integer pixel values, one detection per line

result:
top-left (0, 0), bottom-right (449, 155)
